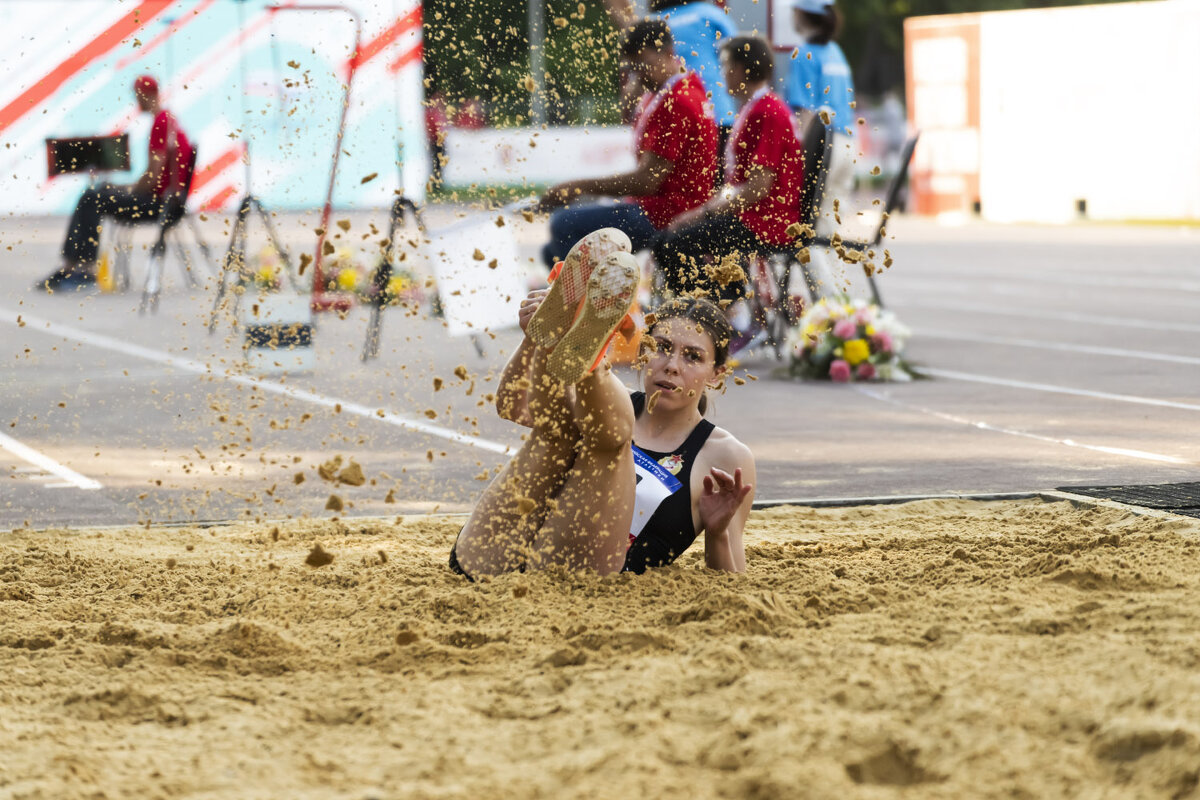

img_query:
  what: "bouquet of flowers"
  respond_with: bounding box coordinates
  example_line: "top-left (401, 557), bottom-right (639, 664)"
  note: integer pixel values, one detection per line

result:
top-left (788, 297), bottom-right (914, 382)
top-left (376, 266), bottom-right (429, 309)
top-left (249, 245), bottom-right (285, 292)
top-left (321, 246), bottom-right (367, 294)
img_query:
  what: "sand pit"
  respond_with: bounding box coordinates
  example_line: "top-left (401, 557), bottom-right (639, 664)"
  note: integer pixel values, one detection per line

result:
top-left (3, 498), bottom-right (1200, 799)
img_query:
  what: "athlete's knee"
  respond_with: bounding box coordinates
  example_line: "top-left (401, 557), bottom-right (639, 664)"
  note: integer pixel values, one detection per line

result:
top-left (578, 409), bottom-right (633, 453)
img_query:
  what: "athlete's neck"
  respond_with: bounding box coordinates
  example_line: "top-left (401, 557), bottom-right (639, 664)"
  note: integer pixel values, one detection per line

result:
top-left (637, 398), bottom-right (704, 444)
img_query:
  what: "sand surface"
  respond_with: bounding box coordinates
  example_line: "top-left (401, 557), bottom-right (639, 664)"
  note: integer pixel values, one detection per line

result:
top-left (3, 498), bottom-right (1200, 799)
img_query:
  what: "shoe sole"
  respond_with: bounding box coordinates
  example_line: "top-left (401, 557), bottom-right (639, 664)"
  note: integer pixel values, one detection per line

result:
top-left (528, 227), bottom-right (631, 349)
top-left (546, 252), bottom-right (639, 385)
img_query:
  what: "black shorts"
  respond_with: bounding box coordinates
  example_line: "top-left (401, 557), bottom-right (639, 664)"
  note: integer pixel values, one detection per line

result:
top-left (448, 539), bottom-right (475, 582)
top-left (447, 528), bottom-right (525, 582)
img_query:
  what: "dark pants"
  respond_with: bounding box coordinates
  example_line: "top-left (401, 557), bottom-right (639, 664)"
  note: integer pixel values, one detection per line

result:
top-left (651, 213), bottom-right (759, 300)
top-left (716, 125), bottom-right (732, 188)
top-left (61, 182), bottom-right (162, 267)
top-left (541, 199), bottom-right (660, 268)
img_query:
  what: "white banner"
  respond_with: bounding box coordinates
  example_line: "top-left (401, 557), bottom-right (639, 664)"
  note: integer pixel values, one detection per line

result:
top-left (443, 126), bottom-right (637, 187)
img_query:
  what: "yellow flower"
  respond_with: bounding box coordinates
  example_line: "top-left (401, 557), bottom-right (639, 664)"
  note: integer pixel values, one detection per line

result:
top-left (843, 338), bottom-right (870, 366)
top-left (336, 269), bottom-right (359, 291)
top-left (865, 324), bottom-right (876, 336)
top-left (387, 275), bottom-right (410, 295)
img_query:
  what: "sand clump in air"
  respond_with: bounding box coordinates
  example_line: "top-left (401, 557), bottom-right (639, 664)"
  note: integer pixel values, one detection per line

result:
top-left (3, 498), bottom-right (1200, 798)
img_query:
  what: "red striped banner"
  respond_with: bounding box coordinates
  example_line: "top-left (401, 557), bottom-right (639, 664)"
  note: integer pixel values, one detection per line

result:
top-left (0, 0), bottom-right (173, 136)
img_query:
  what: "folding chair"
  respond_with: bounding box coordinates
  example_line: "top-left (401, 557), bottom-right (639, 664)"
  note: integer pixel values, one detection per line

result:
top-left (739, 118), bottom-right (832, 357)
top-left (106, 149), bottom-right (213, 312)
top-left (809, 131), bottom-right (921, 309)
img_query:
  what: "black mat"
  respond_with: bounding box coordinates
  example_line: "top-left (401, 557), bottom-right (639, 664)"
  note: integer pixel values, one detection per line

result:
top-left (1057, 481), bottom-right (1200, 519)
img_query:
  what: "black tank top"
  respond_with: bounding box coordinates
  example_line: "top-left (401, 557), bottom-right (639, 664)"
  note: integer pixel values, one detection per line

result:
top-left (622, 391), bottom-right (715, 573)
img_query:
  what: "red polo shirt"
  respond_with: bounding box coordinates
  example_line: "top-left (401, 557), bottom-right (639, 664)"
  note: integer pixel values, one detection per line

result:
top-left (727, 90), bottom-right (803, 245)
top-left (149, 110), bottom-right (194, 198)
top-left (634, 72), bottom-right (716, 229)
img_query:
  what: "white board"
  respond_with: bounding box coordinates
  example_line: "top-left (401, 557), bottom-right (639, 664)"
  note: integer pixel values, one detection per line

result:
top-left (424, 220), bottom-right (525, 338)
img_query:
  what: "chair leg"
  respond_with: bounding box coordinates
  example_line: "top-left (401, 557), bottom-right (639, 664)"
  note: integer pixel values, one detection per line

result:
top-left (173, 232), bottom-right (199, 289)
top-left (184, 214), bottom-right (217, 276)
top-left (114, 227), bottom-right (133, 293)
top-left (862, 264), bottom-right (884, 308)
top-left (140, 243), bottom-right (166, 315)
top-left (799, 261), bottom-right (820, 303)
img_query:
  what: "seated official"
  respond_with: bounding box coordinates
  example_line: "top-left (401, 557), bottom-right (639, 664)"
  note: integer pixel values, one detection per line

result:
top-left (652, 35), bottom-right (803, 300)
top-left (537, 19), bottom-right (717, 268)
top-left (37, 75), bottom-right (194, 292)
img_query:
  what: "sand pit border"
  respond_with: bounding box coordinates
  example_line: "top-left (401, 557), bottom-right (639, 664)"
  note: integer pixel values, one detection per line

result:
top-left (9, 489), bottom-right (1191, 536)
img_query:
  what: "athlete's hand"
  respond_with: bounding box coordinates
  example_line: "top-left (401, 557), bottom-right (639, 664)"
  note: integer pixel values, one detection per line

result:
top-left (518, 289), bottom-right (548, 333)
top-left (698, 467), bottom-right (752, 536)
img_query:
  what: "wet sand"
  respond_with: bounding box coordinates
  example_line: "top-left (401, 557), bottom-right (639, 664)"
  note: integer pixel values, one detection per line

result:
top-left (3, 498), bottom-right (1199, 799)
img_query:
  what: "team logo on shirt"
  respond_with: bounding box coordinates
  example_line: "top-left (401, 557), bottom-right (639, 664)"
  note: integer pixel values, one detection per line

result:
top-left (657, 453), bottom-right (684, 475)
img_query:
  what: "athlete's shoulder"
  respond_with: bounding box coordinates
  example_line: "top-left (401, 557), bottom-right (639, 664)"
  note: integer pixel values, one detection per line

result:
top-left (702, 425), bottom-right (755, 469)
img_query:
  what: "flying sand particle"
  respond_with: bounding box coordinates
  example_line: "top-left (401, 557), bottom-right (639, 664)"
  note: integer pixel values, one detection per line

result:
top-left (305, 543), bottom-right (334, 567)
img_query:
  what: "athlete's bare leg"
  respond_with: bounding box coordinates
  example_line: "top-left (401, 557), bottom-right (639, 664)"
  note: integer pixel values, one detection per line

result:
top-left (453, 345), bottom-right (580, 576)
top-left (530, 359), bottom-right (635, 574)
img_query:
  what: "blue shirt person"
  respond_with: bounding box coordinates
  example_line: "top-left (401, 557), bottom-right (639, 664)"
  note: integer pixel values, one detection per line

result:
top-left (651, 1), bottom-right (738, 130)
top-left (784, 0), bottom-right (855, 136)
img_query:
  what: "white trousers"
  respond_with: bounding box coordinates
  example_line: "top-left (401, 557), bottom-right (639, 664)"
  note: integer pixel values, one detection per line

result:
top-left (804, 132), bottom-right (857, 297)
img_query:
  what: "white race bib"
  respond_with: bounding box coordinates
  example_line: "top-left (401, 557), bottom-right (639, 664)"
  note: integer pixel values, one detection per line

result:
top-left (630, 445), bottom-right (683, 539)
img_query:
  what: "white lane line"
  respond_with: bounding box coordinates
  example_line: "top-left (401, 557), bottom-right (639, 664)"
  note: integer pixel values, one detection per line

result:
top-left (888, 278), bottom-right (1200, 309)
top-left (918, 367), bottom-right (1200, 412)
top-left (901, 272), bottom-right (1200, 293)
top-left (3, 309), bottom-right (514, 456)
top-left (0, 431), bottom-right (102, 490)
top-left (892, 299), bottom-right (1200, 334)
top-left (855, 387), bottom-right (1191, 465)
top-left (917, 328), bottom-right (1200, 366)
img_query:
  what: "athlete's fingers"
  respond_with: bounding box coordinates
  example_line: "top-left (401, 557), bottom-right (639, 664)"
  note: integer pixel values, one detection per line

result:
top-left (709, 467), bottom-right (733, 489)
top-left (703, 474), bottom-right (716, 495)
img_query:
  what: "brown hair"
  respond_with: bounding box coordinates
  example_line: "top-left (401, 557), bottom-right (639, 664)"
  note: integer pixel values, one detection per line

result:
top-left (802, 7), bottom-right (841, 46)
top-left (722, 35), bottom-right (774, 83)
top-left (621, 19), bottom-right (673, 59)
top-left (647, 297), bottom-right (732, 415)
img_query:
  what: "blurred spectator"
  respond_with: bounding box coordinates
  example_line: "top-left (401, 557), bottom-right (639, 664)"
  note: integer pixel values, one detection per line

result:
top-left (453, 97), bottom-right (486, 130)
top-left (653, 35), bottom-right (803, 303)
top-left (538, 20), bottom-right (716, 267)
top-left (425, 92), bottom-right (448, 189)
top-left (877, 89), bottom-right (907, 178)
top-left (785, 0), bottom-right (855, 286)
top-left (36, 75), bottom-right (193, 292)
top-left (604, 0), bottom-right (737, 180)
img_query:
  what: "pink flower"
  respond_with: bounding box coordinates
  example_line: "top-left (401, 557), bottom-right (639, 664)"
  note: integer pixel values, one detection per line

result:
top-left (855, 362), bottom-right (876, 380)
top-left (871, 332), bottom-right (894, 354)
top-left (829, 359), bottom-right (851, 382)
top-left (832, 319), bottom-right (857, 340)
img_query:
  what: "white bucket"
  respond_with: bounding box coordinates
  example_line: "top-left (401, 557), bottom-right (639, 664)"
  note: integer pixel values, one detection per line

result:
top-left (240, 292), bottom-right (315, 373)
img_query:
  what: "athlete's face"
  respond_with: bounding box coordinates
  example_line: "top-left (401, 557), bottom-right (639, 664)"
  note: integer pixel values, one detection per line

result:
top-left (642, 319), bottom-right (724, 413)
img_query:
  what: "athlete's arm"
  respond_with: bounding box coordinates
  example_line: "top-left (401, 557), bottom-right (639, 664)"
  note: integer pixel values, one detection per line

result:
top-left (540, 152), bottom-right (673, 208)
top-left (132, 149), bottom-right (166, 196)
top-left (698, 440), bottom-right (755, 572)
